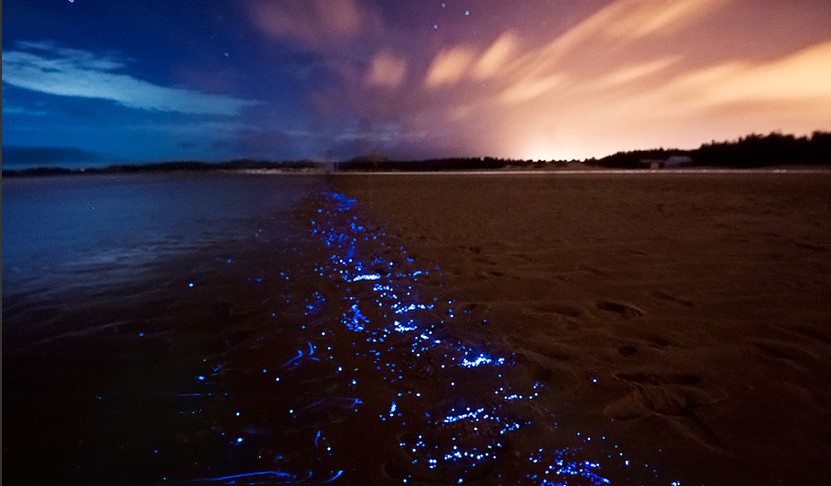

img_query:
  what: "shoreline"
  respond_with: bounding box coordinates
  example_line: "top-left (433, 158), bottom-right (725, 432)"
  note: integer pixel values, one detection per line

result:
top-left (6, 166), bottom-right (831, 178)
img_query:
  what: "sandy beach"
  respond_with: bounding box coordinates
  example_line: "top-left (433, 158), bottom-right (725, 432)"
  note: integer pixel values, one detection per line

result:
top-left (332, 172), bottom-right (831, 484)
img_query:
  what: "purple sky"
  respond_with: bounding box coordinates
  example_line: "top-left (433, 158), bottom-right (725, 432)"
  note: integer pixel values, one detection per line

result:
top-left (3, 0), bottom-right (831, 165)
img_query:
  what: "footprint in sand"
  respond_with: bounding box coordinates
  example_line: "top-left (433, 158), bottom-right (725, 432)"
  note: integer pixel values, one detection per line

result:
top-left (615, 372), bottom-right (702, 386)
top-left (648, 290), bottom-right (694, 307)
top-left (795, 241), bottom-right (829, 253)
top-left (476, 270), bottom-right (505, 278)
top-left (603, 372), bottom-right (725, 452)
top-left (577, 265), bottom-right (607, 276)
top-left (617, 345), bottom-right (639, 357)
top-left (595, 300), bottom-right (643, 319)
top-left (524, 302), bottom-right (583, 318)
top-left (793, 325), bottom-right (831, 347)
top-left (752, 339), bottom-right (816, 365)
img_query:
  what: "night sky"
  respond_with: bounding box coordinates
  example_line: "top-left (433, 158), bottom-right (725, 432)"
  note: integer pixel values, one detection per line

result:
top-left (3, 0), bottom-right (830, 166)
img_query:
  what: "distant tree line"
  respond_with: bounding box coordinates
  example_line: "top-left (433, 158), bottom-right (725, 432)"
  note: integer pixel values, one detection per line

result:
top-left (4, 131), bottom-right (830, 176)
top-left (589, 131), bottom-right (831, 168)
top-left (334, 156), bottom-right (531, 172)
top-left (694, 131), bottom-right (831, 167)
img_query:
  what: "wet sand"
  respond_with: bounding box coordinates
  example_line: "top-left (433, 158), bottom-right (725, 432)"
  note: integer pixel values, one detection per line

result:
top-left (333, 172), bottom-right (831, 485)
top-left (9, 179), bottom-right (660, 485)
top-left (4, 172), bottom-right (831, 485)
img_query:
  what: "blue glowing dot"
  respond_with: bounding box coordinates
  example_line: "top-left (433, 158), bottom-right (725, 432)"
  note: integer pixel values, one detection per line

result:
top-left (465, 10), bottom-right (470, 16)
top-left (139, 332), bottom-right (144, 337)
top-left (188, 282), bottom-right (194, 288)
top-left (196, 375), bottom-right (205, 381)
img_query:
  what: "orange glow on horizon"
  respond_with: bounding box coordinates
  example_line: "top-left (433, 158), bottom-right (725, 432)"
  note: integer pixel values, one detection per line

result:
top-left (251, 0), bottom-right (831, 160)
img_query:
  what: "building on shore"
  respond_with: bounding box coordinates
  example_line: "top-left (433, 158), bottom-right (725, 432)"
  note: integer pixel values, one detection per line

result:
top-left (640, 155), bottom-right (694, 169)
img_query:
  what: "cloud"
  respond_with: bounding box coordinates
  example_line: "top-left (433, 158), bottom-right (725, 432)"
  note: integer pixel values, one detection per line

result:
top-left (407, 0), bottom-right (831, 159)
top-left (425, 46), bottom-right (477, 88)
top-left (241, 0), bottom-right (831, 160)
top-left (473, 33), bottom-right (519, 80)
top-left (680, 41), bottom-right (831, 107)
top-left (365, 51), bottom-right (407, 89)
top-left (247, 0), bottom-right (378, 50)
top-left (586, 58), bottom-right (679, 90)
top-left (594, 0), bottom-right (724, 41)
top-left (2, 104), bottom-right (48, 116)
top-left (2, 41), bottom-right (259, 116)
top-left (499, 74), bottom-right (566, 106)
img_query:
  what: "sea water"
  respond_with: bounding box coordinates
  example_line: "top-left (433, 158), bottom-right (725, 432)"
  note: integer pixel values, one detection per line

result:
top-left (3, 173), bottom-right (679, 485)
top-left (2, 173), bottom-right (320, 299)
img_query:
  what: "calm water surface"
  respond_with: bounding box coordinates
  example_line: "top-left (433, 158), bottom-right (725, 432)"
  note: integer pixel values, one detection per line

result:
top-left (3, 174), bottom-right (319, 298)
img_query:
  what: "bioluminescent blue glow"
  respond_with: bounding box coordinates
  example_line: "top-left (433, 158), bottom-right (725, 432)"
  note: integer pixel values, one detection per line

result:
top-left (200, 470), bottom-right (295, 482)
top-left (160, 190), bottom-right (679, 484)
top-left (460, 354), bottom-right (506, 368)
top-left (290, 191), bottom-right (676, 483)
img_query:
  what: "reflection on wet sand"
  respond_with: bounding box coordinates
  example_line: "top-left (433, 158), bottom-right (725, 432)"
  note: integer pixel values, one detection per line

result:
top-left (192, 191), bottom-right (678, 484)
